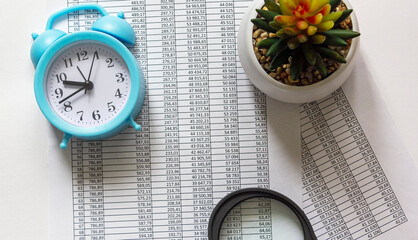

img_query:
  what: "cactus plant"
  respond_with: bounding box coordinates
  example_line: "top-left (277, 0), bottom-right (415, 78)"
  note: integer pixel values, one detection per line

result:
top-left (252, 0), bottom-right (360, 81)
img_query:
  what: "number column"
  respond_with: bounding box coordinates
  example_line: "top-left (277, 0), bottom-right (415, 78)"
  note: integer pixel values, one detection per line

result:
top-left (234, 5), bottom-right (269, 190)
top-left (241, 198), bottom-right (272, 238)
top-left (206, 0), bottom-right (242, 237)
top-left (325, 90), bottom-right (406, 238)
top-left (98, 133), bottom-right (152, 239)
top-left (317, 91), bottom-right (377, 240)
top-left (82, 141), bottom-right (105, 240)
top-left (129, 1), bottom-right (154, 238)
top-left (301, 103), bottom-right (343, 238)
top-left (301, 101), bottom-right (352, 239)
top-left (72, 140), bottom-right (86, 240)
top-left (176, 1), bottom-right (212, 238)
top-left (147, 0), bottom-right (183, 239)
top-left (220, 207), bottom-right (242, 239)
top-left (207, 0), bottom-right (241, 199)
top-left (235, 0), bottom-right (272, 237)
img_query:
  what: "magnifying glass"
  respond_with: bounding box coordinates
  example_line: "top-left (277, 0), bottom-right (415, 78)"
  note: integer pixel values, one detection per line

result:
top-left (209, 188), bottom-right (317, 240)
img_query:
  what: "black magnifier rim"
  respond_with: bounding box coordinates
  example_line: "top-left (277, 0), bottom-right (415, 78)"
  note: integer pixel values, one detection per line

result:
top-left (208, 188), bottom-right (317, 240)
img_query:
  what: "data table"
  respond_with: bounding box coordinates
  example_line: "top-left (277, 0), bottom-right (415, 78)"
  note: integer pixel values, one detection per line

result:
top-left (68, 0), bottom-right (273, 239)
top-left (65, 1), bottom-right (410, 240)
top-left (301, 89), bottom-right (407, 240)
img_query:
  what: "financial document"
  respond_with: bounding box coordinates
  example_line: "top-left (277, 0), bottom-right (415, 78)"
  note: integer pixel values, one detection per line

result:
top-left (47, 0), bottom-right (418, 239)
top-left (300, 56), bottom-right (418, 239)
top-left (48, 0), bottom-right (301, 239)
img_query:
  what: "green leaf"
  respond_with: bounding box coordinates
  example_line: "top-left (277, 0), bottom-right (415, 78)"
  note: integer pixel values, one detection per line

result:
top-left (323, 11), bottom-right (343, 22)
top-left (269, 49), bottom-right (291, 71)
top-left (251, 19), bottom-right (276, 33)
top-left (316, 46), bottom-right (346, 63)
top-left (256, 9), bottom-right (279, 22)
top-left (334, 9), bottom-right (353, 26)
top-left (276, 29), bottom-right (290, 38)
top-left (329, 0), bottom-right (342, 11)
top-left (257, 37), bottom-right (279, 48)
top-left (323, 34), bottom-right (348, 46)
top-left (264, 0), bottom-right (283, 14)
top-left (291, 50), bottom-right (305, 80)
top-left (269, 21), bottom-right (282, 31)
top-left (324, 29), bottom-right (360, 40)
top-left (302, 43), bottom-right (316, 66)
top-left (314, 53), bottom-right (328, 76)
top-left (266, 38), bottom-right (287, 57)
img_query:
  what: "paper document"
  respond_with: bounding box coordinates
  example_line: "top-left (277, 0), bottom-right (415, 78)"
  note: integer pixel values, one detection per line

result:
top-left (47, 0), bottom-right (418, 239)
top-left (48, 0), bottom-right (301, 239)
top-left (301, 55), bottom-right (418, 239)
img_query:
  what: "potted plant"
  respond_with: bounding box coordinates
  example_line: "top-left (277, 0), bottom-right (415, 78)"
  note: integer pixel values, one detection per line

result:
top-left (238, 0), bottom-right (360, 103)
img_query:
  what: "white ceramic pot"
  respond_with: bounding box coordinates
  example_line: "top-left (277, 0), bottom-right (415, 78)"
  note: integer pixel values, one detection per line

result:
top-left (238, 0), bottom-right (360, 103)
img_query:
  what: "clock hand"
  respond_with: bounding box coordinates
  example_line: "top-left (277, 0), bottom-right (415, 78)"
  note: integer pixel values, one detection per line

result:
top-left (77, 66), bottom-right (88, 82)
top-left (58, 81), bottom-right (93, 104)
top-left (62, 80), bottom-right (88, 87)
top-left (87, 53), bottom-right (97, 82)
top-left (77, 66), bottom-right (89, 94)
top-left (59, 85), bottom-right (87, 104)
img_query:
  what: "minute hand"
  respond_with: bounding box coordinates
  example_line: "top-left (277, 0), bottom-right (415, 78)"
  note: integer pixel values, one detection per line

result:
top-left (87, 53), bottom-right (97, 81)
top-left (59, 85), bottom-right (87, 104)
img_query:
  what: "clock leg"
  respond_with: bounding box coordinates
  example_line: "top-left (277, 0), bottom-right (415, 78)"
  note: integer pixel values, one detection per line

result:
top-left (129, 117), bottom-right (142, 131)
top-left (60, 133), bottom-right (73, 149)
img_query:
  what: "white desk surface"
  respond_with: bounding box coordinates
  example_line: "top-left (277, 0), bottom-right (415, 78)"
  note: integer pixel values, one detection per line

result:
top-left (0, 0), bottom-right (417, 239)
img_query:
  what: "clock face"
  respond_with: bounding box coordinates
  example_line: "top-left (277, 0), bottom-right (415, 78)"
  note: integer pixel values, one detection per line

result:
top-left (45, 41), bottom-right (131, 127)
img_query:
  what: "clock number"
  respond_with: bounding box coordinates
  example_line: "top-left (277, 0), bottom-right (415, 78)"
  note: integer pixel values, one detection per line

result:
top-left (63, 101), bottom-right (72, 112)
top-left (116, 73), bottom-right (125, 83)
top-left (115, 89), bottom-right (122, 98)
top-left (64, 58), bottom-right (73, 68)
top-left (93, 51), bottom-right (100, 60)
top-left (76, 51), bottom-right (88, 61)
top-left (92, 110), bottom-right (101, 121)
top-left (55, 88), bottom-right (63, 98)
top-left (55, 73), bottom-right (67, 83)
top-left (107, 102), bottom-right (116, 112)
top-left (106, 58), bottom-right (114, 68)
top-left (76, 111), bottom-right (84, 121)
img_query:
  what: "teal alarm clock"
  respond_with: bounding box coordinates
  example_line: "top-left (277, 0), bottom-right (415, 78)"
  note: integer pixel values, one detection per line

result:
top-left (30, 4), bottom-right (145, 149)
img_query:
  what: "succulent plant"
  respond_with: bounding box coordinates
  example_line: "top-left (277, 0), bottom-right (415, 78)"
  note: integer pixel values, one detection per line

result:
top-left (252, 0), bottom-right (360, 80)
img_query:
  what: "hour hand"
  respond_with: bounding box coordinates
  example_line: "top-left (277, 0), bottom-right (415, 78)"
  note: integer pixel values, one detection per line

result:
top-left (62, 80), bottom-right (88, 87)
top-left (58, 81), bottom-right (94, 104)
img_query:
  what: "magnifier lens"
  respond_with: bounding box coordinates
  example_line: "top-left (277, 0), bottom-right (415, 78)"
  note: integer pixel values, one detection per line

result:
top-left (220, 197), bottom-right (304, 240)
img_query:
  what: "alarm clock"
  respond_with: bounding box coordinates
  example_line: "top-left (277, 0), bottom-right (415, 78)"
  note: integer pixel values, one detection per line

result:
top-left (30, 4), bottom-right (145, 149)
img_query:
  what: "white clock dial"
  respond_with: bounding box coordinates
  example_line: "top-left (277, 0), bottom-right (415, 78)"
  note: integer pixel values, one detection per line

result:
top-left (45, 41), bottom-right (131, 127)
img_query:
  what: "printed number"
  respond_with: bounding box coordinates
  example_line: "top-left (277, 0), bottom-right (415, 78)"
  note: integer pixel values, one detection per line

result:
top-left (106, 58), bottom-right (114, 68)
top-left (115, 89), bottom-right (122, 98)
top-left (55, 73), bottom-right (67, 83)
top-left (76, 51), bottom-right (88, 61)
top-left (116, 73), bottom-right (125, 83)
top-left (92, 110), bottom-right (101, 120)
top-left (64, 58), bottom-right (73, 68)
top-left (63, 101), bottom-right (72, 112)
top-left (76, 111), bottom-right (84, 121)
top-left (54, 88), bottom-right (63, 98)
top-left (107, 102), bottom-right (116, 112)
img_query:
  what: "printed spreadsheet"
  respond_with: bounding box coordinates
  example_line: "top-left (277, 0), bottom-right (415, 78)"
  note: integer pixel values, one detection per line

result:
top-left (46, 0), bottom-right (418, 239)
